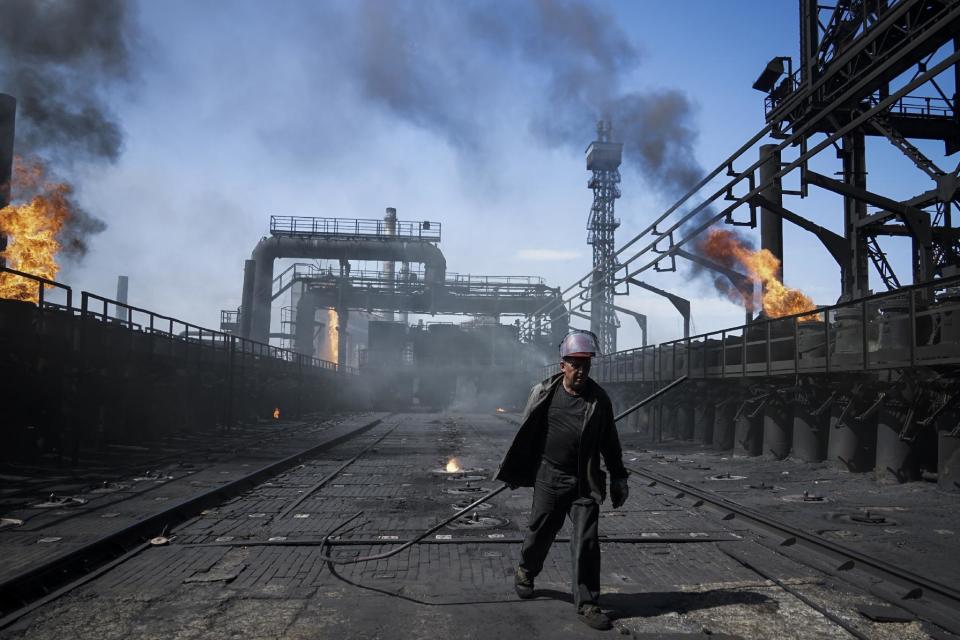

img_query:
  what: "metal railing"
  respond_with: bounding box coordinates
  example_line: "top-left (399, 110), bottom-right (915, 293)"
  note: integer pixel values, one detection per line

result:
top-left (270, 215), bottom-right (441, 242)
top-left (867, 93), bottom-right (954, 118)
top-left (540, 275), bottom-right (960, 383)
top-left (0, 265), bottom-right (351, 373)
top-left (0, 266), bottom-right (73, 310)
top-left (79, 291), bottom-right (347, 372)
top-left (276, 263), bottom-right (556, 299)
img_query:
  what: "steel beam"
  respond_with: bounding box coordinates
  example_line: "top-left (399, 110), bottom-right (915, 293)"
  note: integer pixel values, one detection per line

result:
top-left (672, 248), bottom-right (754, 322)
top-left (750, 194), bottom-right (849, 266)
top-left (612, 304), bottom-right (647, 347)
top-left (806, 168), bottom-right (936, 284)
top-left (628, 278), bottom-right (690, 338)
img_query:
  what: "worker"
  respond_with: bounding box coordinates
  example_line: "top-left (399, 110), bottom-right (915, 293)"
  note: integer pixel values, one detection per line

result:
top-left (495, 329), bottom-right (629, 631)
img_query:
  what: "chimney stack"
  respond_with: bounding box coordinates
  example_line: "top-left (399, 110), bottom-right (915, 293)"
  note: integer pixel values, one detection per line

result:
top-left (115, 275), bottom-right (129, 322)
top-left (383, 207), bottom-right (397, 321)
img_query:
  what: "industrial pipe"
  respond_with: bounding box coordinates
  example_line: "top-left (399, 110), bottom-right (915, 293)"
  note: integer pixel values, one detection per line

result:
top-left (246, 234), bottom-right (447, 342)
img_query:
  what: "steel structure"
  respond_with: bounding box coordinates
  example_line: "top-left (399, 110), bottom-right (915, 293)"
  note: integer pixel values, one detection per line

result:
top-left (264, 262), bottom-right (565, 357)
top-left (586, 120), bottom-right (623, 354)
top-left (520, 0), bottom-right (960, 342)
top-left (240, 215), bottom-right (446, 344)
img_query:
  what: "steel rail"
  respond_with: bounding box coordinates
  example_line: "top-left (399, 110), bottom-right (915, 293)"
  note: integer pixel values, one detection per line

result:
top-left (623, 463), bottom-right (960, 629)
top-left (0, 415), bottom-right (387, 628)
top-left (277, 423), bottom-right (401, 519)
top-left (718, 545), bottom-right (872, 640)
top-left (1, 422), bottom-right (315, 522)
top-left (16, 419), bottom-right (336, 529)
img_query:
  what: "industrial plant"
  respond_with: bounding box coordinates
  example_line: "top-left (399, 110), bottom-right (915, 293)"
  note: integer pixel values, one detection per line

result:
top-left (1, 2), bottom-right (959, 638)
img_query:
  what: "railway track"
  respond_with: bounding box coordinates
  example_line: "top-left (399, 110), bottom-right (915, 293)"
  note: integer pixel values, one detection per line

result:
top-left (4, 410), bottom-right (955, 639)
top-left (0, 417), bottom-right (340, 509)
top-left (2, 416), bottom-right (358, 530)
top-left (624, 462), bottom-right (960, 636)
top-left (0, 413), bottom-right (388, 629)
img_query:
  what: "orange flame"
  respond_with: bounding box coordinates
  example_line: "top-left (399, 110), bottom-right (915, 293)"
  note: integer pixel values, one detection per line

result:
top-left (0, 158), bottom-right (72, 302)
top-left (273, 407), bottom-right (280, 419)
top-left (445, 458), bottom-right (461, 473)
top-left (699, 228), bottom-right (817, 320)
top-left (326, 308), bottom-right (339, 363)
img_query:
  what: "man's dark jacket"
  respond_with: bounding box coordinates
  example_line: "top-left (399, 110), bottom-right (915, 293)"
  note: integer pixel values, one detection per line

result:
top-left (495, 373), bottom-right (628, 502)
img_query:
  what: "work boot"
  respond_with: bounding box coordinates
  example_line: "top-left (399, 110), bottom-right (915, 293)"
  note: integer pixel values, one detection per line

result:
top-left (577, 604), bottom-right (612, 631)
top-left (514, 566), bottom-right (534, 599)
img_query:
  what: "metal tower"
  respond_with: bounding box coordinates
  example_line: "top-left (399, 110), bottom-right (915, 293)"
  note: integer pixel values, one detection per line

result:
top-left (586, 120), bottom-right (622, 354)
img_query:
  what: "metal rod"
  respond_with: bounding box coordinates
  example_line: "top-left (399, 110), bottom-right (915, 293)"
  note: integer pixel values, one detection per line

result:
top-left (318, 485), bottom-right (510, 565)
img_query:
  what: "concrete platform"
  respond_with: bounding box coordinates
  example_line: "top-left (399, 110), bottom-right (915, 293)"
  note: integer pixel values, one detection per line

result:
top-left (1, 413), bottom-right (947, 639)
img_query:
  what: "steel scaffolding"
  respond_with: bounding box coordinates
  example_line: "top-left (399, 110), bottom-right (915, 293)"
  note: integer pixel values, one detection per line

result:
top-left (586, 120), bottom-right (623, 354)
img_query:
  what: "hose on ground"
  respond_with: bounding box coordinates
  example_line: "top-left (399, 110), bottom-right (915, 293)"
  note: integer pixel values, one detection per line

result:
top-left (319, 376), bottom-right (687, 565)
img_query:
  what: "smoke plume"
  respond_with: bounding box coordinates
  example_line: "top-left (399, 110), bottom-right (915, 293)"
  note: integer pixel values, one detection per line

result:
top-left (0, 0), bottom-right (134, 163)
top-left (340, 0), bottom-right (704, 201)
top-left (0, 0), bottom-right (137, 259)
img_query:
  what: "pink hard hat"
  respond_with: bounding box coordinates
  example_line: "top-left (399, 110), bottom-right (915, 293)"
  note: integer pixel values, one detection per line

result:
top-left (559, 330), bottom-right (599, 358)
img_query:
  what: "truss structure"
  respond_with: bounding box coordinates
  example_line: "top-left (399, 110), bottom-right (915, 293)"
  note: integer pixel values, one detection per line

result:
top-left (520, 0), bottom-right (960, 343)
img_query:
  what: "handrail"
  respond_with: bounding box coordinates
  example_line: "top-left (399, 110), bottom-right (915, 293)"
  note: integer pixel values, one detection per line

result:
top-left (78, 291), bottom-right (346, 373)
top-left (542, 274), bottom-right (960, 381)
top-left (269, 215), bottom-right (441, 242)
top-left (0, 266), bottom-right (73, 309)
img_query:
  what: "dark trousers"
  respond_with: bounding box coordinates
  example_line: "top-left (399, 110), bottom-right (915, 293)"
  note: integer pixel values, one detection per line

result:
top-left (519, 459), bottom-right (600, 609)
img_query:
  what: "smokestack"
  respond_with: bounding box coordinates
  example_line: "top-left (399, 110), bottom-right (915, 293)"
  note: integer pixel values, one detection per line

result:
top-left (383, 207), bottom-right (397, 322)
top-left (115, 275), bottom-right (129, 322)
top-left (0, 94), bottom-right (16, 269)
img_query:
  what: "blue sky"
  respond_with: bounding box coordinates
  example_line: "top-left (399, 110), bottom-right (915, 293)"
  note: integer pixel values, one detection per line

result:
top-left (19, 0), bottom-right (951, 350)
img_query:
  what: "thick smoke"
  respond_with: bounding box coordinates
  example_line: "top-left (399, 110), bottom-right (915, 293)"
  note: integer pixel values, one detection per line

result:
top-left (0, 0), bottom-right (137, 258)
top-left (0, 0), bottom-right (133, 162)
top-left (336, 0), bottom-right (738, 302)
top-left (341, 0), bottom-right (704, 201)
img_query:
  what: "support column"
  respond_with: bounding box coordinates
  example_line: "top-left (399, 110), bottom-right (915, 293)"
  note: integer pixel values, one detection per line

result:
top-left (827, 398), bottom-right (877, 472)
top-left (693, 400), bottom-right (714, 445)
top-left (336, 306), bottom-right (349, 371)
top-left (841, 132), bottom-right (870, 299)
top-left (734, 402), bottom-right (763, 456)
top-left (294, 289), bottom-right (318, 356)
top-left (713, 399), bottom-right (736, 451)
top-left (676, 402), bottom-right (694, 441)
top-left (792, 400), bottom-right (827, 462)
top-left (240, 259), bottom-right (256, 338)
top-left (938, 405), bottom-right (960, 492)
top-left (251, 252), bottom-right (275, 344)
top-left (759, 144), bottom-right (783, 284)
top-left (763, 400), bottom-right (792, 460)
top-left (876, 400), bottom-right (919, 482)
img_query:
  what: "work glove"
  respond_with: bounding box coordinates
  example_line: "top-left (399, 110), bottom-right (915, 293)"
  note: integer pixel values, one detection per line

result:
top-left (610, 478), bottom-right (629, 509)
